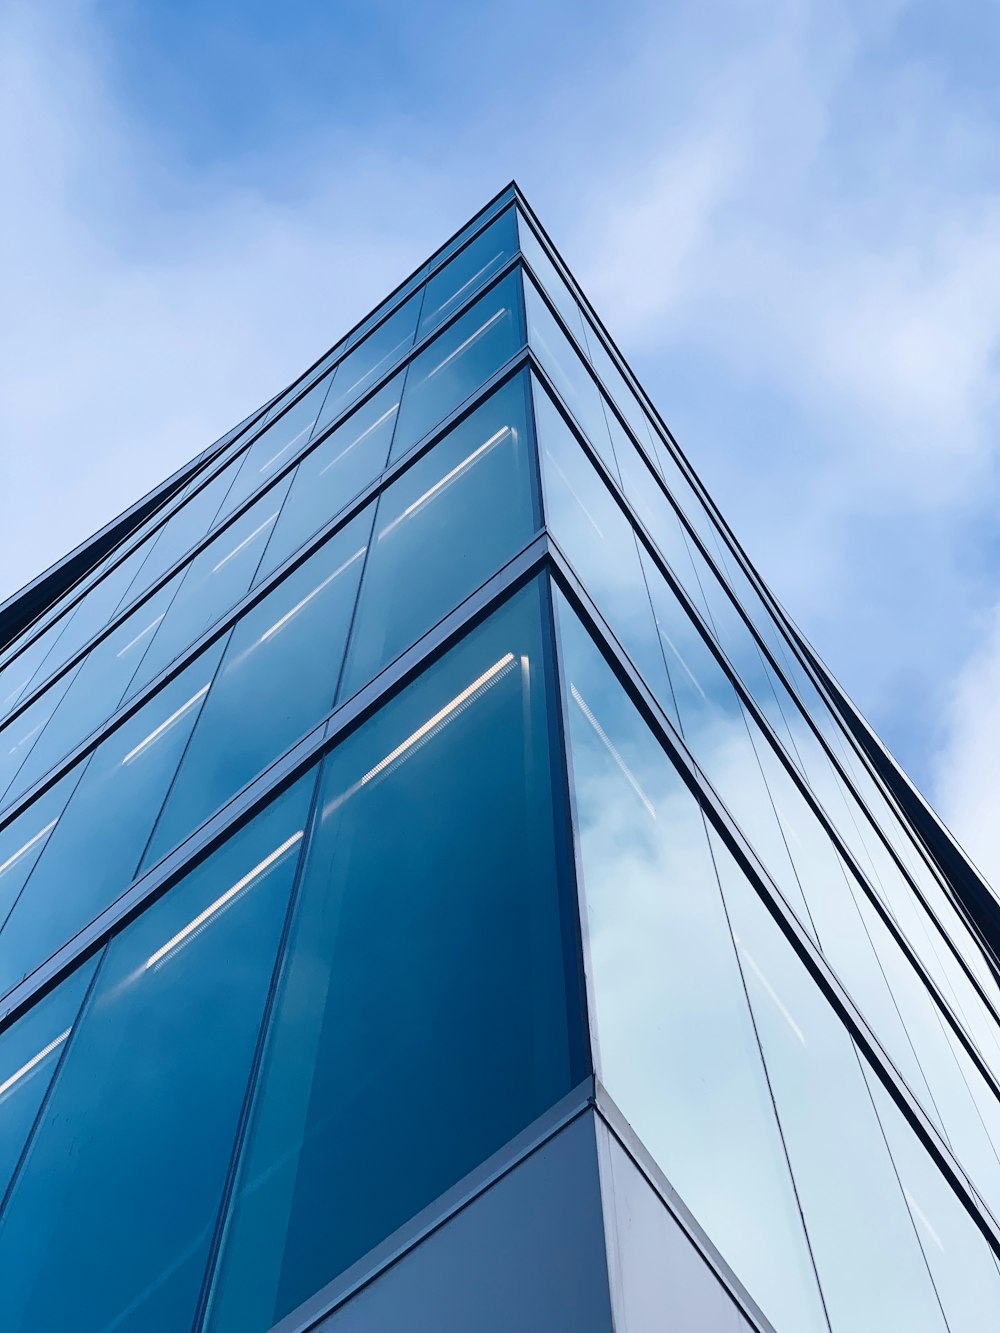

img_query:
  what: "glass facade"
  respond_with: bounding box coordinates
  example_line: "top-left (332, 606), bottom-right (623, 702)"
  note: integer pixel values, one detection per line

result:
top-left (0, 185), bottom-right (997, 1332)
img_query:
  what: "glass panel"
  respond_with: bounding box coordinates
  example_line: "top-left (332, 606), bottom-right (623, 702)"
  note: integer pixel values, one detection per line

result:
top-left (865, 1064), bottom-right (1000, 1333)
top-left (141, 510), bottom-right (371, 870)
top-left (0, 954), bottom-right (97, 1200)
top-left (4, 576), bottom-right (183, 806)
top-left (581, 314), bottom-right (656, 458)
top-left (205, 582), bottom-right (583, 1333)
top-left (552, 591), bottom-right (829, 1333)
top-left (533, 378), bottom-right (676, 721)
top-left (0, 777), bottom-right (314, 1333)
top-left (525, 273), bottom-right (616, 475)
top-left (120, 459), bottom-right (242, 607)
top-left (418, 207), bottom-right (517, 337)
top-left (389, 270), bottom-right (524, 463)
top-left (21, 545), bottom-right (148, 695)
top-left (711, 827), bottom-right (949, 1332)
top-left (215, 378), bottom-right (330, 524)
top-left (0, 668), bottom-right (80, 808)
top-left (0, 621), bottom-right (65, 720)
top-left (339, 374), bottom-right (537, 701)
top-left (313, 292), bottom-right (421, 436)
top-left (515, 211), bottom-right (589, 346)
top-left (0, 773), bottom-right (79, 930)
top-left (127, 482), bottom-right (291, 696)
top-left (255, 372), bottom-right (404, 582)
top-left (0, 643), bottom-right (226, 998)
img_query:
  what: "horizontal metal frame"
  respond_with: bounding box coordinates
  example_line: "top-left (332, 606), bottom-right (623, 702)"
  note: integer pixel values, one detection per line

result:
top-left (0, 533), bottom-right (550, 1030)
top-left (513, 189), bottom-right (1000, 979)
top-left (0, 192), bottom-right (520, 687)
top-left (545, 542), bottom-right (1000, 1259)
top-left (0, 349), bottom-right (536, 838)
top-left (521, 266), bottom-right (1000, 1044)
top-left (528, 350), bottom-right (1000, 1098)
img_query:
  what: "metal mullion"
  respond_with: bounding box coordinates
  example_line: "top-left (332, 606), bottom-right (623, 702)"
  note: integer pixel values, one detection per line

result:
top-left (545, 544), bottom-right (1000, 1262)
top-left (0, 534), bottom-right (550, 1036)
top-left (527, 347), bottom-right (1000, 1047)
top-left (517, 195), bottom-right (989, 974)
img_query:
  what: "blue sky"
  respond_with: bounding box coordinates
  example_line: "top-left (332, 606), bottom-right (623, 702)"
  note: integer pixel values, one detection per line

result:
top-left (2, 0), bottom-right (999, 879)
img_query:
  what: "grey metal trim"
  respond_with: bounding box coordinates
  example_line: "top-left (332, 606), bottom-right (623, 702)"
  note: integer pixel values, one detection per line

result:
top-left (264, 1082), bottom-right (596, 1333)
top-left (593, 1083), bottom-right (774, 1333)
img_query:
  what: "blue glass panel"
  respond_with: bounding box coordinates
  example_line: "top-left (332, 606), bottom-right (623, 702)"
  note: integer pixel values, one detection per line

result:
top-left (0, 643), bottom-right (226, 997)
top-left (711, 827), bottom-right (950, 1333)
top-left (0, 667), bottom-right (80, 807)
top-left (0, 773), bottom-right (79, 931)
top-left (339, 374), bottom-right (537, 701)
top-left (120, 458), bottom-right (242, 606)
top-left (417, 208), bottom-right (517, 338)
top-left (0, 954), bottom-right (97, 1200)
top-left (865, 1065), bottom-right (1000, 1333)
top-left (22, 544), bottom-right (148, 694)
top-left (0, 776), bottom-right (314, 1333)
top-left (389, 270), bottom-right (524, 463)
top-left (142, 510), bottom-right (371, 870)
top-left (314, 292), bottom-right (421, 435)
top-left (515, 211), bottom-right (590, 346)
top-left (4, 576), bottom-right (183, 806)
top-left (255, 372), bottom-right (404, 583)
top-left (215, 378), bottom-right (330, 524)
top-left (127, 481), bottom-right (291, 696)
top-left (552, 590), bottom-right (829, 1333)
top-left (533, 378), bottom-right (677, 724)
top-left (0, 621), bottom-right (64, 721)
top-left (524, 273), bottom-right (616, 475)
top-left (205, 582), bottom-right (582, 1333)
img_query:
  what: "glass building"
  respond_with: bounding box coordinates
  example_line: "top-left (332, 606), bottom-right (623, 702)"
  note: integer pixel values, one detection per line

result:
top-left (0, 183), bottom-right (998, 1332)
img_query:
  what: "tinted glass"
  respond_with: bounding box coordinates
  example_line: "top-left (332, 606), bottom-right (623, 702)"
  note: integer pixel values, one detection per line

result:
top-left (205, 582), bottom-right (582, 1332)
top-left (4, 576), bottom-right (183, 806)
top-left (127, 482), bottom-right (291, 695)
top-left (0, 773), bottom-right (79, 931)
top-left (515, 211), bottom-right (590, 346)
top-left (524, 273), bottom-right (615, 475)
top-left (215, 378), bottom-right (330, 523)
top-left (255, 372), bottom-right (404, 582)
top-left (711, 828), bottom-right (949, 1332)
top-left (0, 643), bottom-right (226, 997)
top-left (0, 668), bottom-right (79, 808)
top-left (553, 591), bottom-right (829, 1333)
top-left (0, 778), bottom-right (314, 1332)
top-left (141, 510), bottom-right (371, 869)
top-left (418, 208), bottom-right (518, 337)
top-left (389, 269), bottom-right (524, 462)
top-left (314, 292), bottom-right (421, 434)
top-left (0, 954), bottom-right (97, 1199)
top-left (339, 374), bottom-right (537, 701)
top-left (0, 622), bottom-right (66, 721)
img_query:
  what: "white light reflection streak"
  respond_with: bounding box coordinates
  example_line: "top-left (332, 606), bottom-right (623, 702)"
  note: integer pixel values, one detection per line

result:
top-left (0, 819), bottom-right (58, 878)
top-left (323, 652), bottom-right (516, 818)
top-left (258, 548), bottom-right (366, 644)
top-left (425, 309), bottom-right (506, 379)
top-left (144, 830), bottom-right (304, 970)
top-left (429, 252), bottom-right (505, 322)
top-left (0, 1028), bottom-right (70, 1101)
top-left (116, 612), bottom-right (166, 659)
top-left (211, 513), bottom-right (278, 574)
top-left (735, 936), bottom-right (806, 1045)
top-left (318, 405), bottom-right (399, 478)
top-left (120, 684), bottom-right (209, 765)
top-left (903, 1187), bottom-right (945, 1252)
top-left (379, 427), bottom-right (511, 539)
top-left (570, 684), bottom-right (656, 819)
top-left (544, 450), bottom-right (604, 540)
